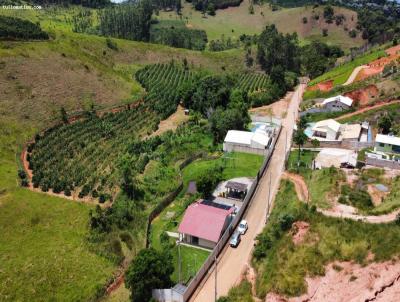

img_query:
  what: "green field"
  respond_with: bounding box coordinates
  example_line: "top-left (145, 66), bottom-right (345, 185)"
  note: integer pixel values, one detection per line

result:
top-left (157, 2), bottom-right (364, 50)
top-left (0, 116), bottom-right (117, 301)
top-left (338, 102), bottom-right (400, 124)
top-left (252, 179), bottom-right (400, 299)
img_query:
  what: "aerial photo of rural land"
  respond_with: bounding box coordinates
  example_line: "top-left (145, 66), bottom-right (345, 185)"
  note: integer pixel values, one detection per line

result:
top-left (1, 0), bottom-right (400, 301)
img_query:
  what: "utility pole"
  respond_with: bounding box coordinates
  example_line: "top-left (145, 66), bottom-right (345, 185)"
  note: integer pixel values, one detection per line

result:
top-left (214, 255), bottom-right (217, 302)
top-left (178, 240), bottom-right (181, 283)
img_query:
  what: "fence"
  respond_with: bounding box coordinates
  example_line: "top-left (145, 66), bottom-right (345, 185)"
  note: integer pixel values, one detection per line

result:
top-left (366, 157), bottom-right (400, 170)
top-left (176, 125), bottom-right (282, 302)
top-left (145, 152), bottom-right (206, 248)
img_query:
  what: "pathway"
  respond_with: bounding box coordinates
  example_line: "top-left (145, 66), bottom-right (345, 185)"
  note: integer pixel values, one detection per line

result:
top-left (343, 65), bottom-right (368, 86)
top-left (283, 172), bottom-right (400, 224)
top-left (335, 100), bottom-right (400, 121)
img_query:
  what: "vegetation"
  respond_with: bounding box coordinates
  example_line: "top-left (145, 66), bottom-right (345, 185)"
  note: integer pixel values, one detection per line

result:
top-left (98, 1), bottom-right (153, 42)
top-left (189, 0), bottom-right (242, 11)
top-left (150, 27), bottom-right (208, 50)
top-left (125, 248), bottom-right (173, 302)
top-left (253, 179), bottom-right (400, 298)
top-left (217, 281), bottom-right (254, 302)
top-left (0, 15), bottom-right (48, 40)
top-left (308, 48), bottom-right (386, 86)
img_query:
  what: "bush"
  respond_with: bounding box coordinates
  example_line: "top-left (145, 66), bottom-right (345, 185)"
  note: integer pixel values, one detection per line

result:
top-left (0, 16), bottom-right (49, 40)
top-left (106, 38), bottom-right (118, 51)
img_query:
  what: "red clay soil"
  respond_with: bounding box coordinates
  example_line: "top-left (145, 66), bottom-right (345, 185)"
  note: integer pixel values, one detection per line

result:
top-left (344, 84), bottom-right (379, 107)
top-left (356, 66), bottom-right (384, 82)
top-left (291, 221), bottom-right (310, 245)
top-left (386, 44), bottom-right (400, 56)
top-left (307, 80), bottom-right (334, 93)
top-left (266, 260), bottom-right (400, 302)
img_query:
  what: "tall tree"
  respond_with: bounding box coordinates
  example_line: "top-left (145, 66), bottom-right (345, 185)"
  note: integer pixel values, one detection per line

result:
top-left (125, 248), bottom-right (173, 302)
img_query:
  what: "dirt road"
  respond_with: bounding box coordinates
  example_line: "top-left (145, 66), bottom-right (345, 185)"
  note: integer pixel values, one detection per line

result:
top-left (343, 65), bottom-right (368, 86)
top-left (283, 172), bottom-right (400, 224)
top-left (336, 100), bottom-right (400, 121)
top-left (190, 84), bottom-right (306, 302)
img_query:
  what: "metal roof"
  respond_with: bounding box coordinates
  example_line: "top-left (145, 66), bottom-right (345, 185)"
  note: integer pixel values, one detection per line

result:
top-left (225, 181), bottom-right (248, 192)
top-left (376, 134), bottom-right (400, 147)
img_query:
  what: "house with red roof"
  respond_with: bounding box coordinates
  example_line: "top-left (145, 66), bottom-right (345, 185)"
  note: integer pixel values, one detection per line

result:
top-left (178, 200), bottom-right (234, 249)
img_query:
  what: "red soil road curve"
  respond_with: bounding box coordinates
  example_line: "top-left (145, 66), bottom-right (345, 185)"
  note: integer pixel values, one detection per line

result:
top-left (335, 100), bottom-right (400, 121)
top-left (344, 84), bottom-right (379, 107)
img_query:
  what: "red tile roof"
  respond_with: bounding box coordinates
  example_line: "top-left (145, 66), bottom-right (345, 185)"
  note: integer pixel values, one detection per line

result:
top-left (178, 200), bottom-right (233, 243)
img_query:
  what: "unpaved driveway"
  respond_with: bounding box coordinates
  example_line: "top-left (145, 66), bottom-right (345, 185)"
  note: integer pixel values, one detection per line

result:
top-left (343, 65), bottom-right (368, 86)
top-left (190, 84), bottom-right (305, 302)
top-left (336, 100), bottom-right (400, 121)
top-left (283, 172), bottom-right (400, 224)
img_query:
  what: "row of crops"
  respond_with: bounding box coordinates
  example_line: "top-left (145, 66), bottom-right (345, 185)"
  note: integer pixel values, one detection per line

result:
top-left (135, 63), bottom-right (271, 118)
top-left (27, 63), bottom-right (269, 203)
top-left (135, 63), bottom-right (194, 119)
top-left (28, 106), bottom-right (159, 202)
top-left (237, 73), bottom-right (270, 93)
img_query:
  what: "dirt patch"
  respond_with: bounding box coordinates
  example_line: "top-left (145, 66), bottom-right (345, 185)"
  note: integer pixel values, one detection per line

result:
top-left (356, 66), bottom-right (384, 82)
top-left (149, 105), bottom-right (189, 137)
top-left (367, 184), bottom-right (389, 206)
top-left (282, 172), bottom-right (309, 202)
top-left (265, 260), bottom-right (400, 302)
top-left (291, 221), bottom-right (310, 245)
top-left (250, 92), bottom-right (292, 118)
top-left (307, 80), bottom-right (334, 93)
top-left (344, 84), bottom-right (379, 107)
top-left (386, 45), bottom-right (400, 57)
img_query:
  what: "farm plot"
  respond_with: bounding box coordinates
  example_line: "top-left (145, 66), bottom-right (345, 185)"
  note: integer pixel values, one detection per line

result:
top-left (28, 105), bottom-right (159, 203)
top-left (237, 73), bottom-right (270, 93)
top-left (135, 63), bottom-right (195, 119)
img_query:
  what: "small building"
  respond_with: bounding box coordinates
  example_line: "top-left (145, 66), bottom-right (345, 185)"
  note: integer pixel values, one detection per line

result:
top-left (374, 134), bottom-right (400, 154)
top-left (321, 95), bottom-right (353, 112)
top-left (225, 181), bottom-right (248, 200)
top-left (311, 119), bottom-right (341, 141)
top-left (178, 200), bottom-right (234, 249)
top-left (223, 130), bottom-right (271, 155)
top-left (314, 148), bottom-right (357, 169)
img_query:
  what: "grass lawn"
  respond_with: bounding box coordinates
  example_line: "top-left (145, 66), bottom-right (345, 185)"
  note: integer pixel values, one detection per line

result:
top-left (171, 245), bottom-right (210, 284)
top-left (287, 150), bottom-right (316, 173)
top-left (303, 109), bottom-right (354, 123)
top-left (308, 48), bottom-right (387, 87)
top-left (253, 179), bottom-right (400, 299)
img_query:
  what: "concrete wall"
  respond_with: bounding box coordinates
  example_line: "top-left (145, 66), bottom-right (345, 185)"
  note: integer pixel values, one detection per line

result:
top-left (198, 238), bottom-right (216, 249)
top-left (223, 142), bottom-right (267, 156)
top-left (375, 143), bottom-right (394, 153)
top-left (325, 101), bottom-right (350, 112)
top-left (366, 157), bottom-right (400, 170)
top-left (153, 289), bottom-right (184, 302)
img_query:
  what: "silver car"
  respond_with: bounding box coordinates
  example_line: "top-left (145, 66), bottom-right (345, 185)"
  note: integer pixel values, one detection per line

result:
top-left (238, 220), bottom-right (248, 235)
top-left (230, 230), bottom-right (241, 248)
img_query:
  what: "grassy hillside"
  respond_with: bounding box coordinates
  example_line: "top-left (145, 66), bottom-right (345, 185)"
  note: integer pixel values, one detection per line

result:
top-left (252, 180), bottom-right (400, 298)
top-left (0, 6), bottom-right (246, 302)
top-left (157, 2), bottom-right (364, 50)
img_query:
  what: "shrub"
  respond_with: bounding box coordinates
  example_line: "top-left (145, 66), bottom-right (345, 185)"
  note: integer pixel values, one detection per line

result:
top-left (106, 38), bottom-right (118, 51)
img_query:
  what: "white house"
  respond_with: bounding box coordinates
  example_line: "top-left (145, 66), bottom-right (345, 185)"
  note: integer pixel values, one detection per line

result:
top-left (321, 95), bottom-right (353, 111)
top-left (223, 130), bottom-right (271, 155)
top-left (374, 134), bottom-right (400, 154)
top-left (311, 119), bottom-right (341, 141)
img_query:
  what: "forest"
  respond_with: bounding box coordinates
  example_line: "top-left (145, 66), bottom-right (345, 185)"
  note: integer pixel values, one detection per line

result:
top-left (150, 27), bottom-right (208, 50)
top-left (0, 16), bottom-right (49, 40)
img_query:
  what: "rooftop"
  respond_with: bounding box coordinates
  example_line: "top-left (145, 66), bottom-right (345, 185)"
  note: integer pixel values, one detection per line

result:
top-left (340, 124), bottom-right (362, 140)
top-left (312, 119), bottom-right (341, 133)
top-left (224, 130), bottom-right (270, 148)
top-left (178, 201), bottom-right (234, 243)
top-left (225, 181), bottom-right (248, 192)
top-left (376, 134), bottom-right (400, 147)
top-left (322, 95), bottom-right (353, 107)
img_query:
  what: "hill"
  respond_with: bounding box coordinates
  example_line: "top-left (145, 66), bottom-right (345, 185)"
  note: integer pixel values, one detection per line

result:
top-left (156, 2), bottom-right (365, 50)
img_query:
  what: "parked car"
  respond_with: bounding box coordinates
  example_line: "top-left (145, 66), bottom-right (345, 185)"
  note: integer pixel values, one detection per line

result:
top-left (238, 220), bottom-right (248, 235)
top-left (230, 230), bottom-right (241, 248)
